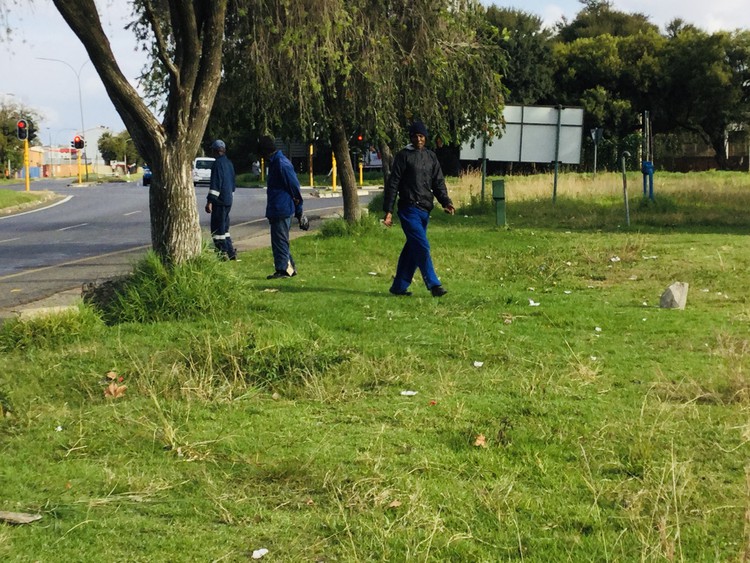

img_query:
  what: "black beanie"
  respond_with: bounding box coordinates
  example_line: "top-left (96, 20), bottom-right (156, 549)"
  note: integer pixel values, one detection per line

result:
top-left (408, 121), bottom-right (428, 137)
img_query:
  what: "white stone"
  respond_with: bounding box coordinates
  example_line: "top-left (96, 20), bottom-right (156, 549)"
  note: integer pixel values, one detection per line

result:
top-left (660, 282), bottom-right (689, 310)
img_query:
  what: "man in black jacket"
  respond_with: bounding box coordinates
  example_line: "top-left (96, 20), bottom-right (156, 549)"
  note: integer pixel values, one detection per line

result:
top-left (383, 121), bottom-right (455, 297)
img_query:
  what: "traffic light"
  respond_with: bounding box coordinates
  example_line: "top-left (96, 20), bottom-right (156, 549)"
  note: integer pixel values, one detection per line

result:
top-left (16, 119), bottom-right (28, 140)
top-left (73, 135), bottom-right (84, 149)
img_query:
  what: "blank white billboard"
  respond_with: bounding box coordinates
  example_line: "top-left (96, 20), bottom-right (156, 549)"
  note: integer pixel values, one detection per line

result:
top-left (461, 105), bottom-right (584, 164)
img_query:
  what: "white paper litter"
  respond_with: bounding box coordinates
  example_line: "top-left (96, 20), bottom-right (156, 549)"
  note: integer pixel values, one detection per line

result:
top-left (473, 361), bottom-right (484, 368)
top-left (400, 390), bottom-right (418, 396)
top-left (252, 548), bottom-right (269, 559)
top-left (528, 299), bottom-right (540, 307)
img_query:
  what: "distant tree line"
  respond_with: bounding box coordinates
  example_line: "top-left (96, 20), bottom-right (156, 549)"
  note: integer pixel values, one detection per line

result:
top-left (484, 0), bottom-right (750, 171)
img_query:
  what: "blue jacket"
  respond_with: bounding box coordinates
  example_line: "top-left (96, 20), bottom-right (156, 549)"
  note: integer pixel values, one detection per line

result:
top-left (383, 144), bottom-right (451, 214)
top-left (207, 154), bottom-right (236, 207)
top-left (265, 150), bottom-right (303, 219)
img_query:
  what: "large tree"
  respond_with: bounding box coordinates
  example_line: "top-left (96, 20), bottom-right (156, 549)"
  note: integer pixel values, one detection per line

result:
top-left (212, 0), bottom-right (505, 222)
top-left (658, 28), bottom-right (750, 168)
top-left (50, 0), bottom-right (227, 265)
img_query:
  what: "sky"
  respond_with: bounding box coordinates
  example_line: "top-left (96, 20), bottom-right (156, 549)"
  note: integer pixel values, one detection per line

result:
top-left (1, 0), bottom-right (749, 147)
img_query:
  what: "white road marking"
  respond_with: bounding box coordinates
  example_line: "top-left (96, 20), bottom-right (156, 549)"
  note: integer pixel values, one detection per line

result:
top-left (0, 195), bottom-right (74, 220)
top-left (58, 223), bottom-right (89, 231)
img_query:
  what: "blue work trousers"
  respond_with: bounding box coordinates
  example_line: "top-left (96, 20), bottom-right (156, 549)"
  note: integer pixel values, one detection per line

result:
top-left (268, 216), bottom-right (296, 274)
top-left (390, 206), bottom-right (441, 293)
top-left (210, 204), bottom-right (235, 259)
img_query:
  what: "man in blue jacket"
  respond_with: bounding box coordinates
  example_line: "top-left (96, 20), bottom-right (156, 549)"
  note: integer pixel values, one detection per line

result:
top-left (383, 121), bottom-right (455, 297)
top-left (204, 139), bottom-right (237, 260)
top-left (258, 135), bottom-right (306, 279)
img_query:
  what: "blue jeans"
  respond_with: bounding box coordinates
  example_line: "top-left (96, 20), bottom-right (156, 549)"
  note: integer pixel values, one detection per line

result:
top-left (210, 204), bottom-right (235, 258)
top-left (390, 206), bottom-right (441, 293)
top-left (268, 216), bottom-right (296, 273)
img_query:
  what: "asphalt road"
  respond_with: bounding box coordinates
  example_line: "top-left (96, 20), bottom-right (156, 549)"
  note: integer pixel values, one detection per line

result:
top-left (0, 178), bottom-right (365, 313)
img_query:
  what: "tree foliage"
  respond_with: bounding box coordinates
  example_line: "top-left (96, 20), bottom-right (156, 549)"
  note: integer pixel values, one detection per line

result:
top-left (556, 0), bottom-right (658, 42)
top-left (657, 28), bottom-right (750, 168)
top-left (0, 101), bottom-right (39, 174)
top-left (97, 130), bottom-right (140, 166)
top-left (484, 7), bottom-right (554, 105)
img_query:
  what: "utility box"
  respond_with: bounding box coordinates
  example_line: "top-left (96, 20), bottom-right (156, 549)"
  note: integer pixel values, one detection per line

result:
top-left (492, 179), bottom-right (507, 226)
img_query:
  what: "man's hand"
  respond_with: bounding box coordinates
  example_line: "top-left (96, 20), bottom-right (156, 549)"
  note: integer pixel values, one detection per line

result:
top-left (205, 202), bottom-right (212, 214)
top-left (443, 204), bottom-right (455, 215)
top-left (383, 212), bottom-right (393, 227)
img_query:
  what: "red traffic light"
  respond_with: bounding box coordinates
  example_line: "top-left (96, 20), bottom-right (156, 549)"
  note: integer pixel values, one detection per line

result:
top-left (16, 119), bottom-right (28, 140)
top-left (357, 134), bottom-right (363, 142)
top-left (73, 135), bottom-right (84, 149)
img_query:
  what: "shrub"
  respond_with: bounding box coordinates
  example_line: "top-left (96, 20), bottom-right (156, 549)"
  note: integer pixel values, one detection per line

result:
top-left (0, 306), bottom-right (104, 352)
top-left (85, 250), bottom-right (250, 325)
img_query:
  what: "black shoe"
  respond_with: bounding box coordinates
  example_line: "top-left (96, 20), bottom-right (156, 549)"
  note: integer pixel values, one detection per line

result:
top-left (267, 270), bottom-right (291, 279)
top-left (430, 285), bottom-right (447, 297)
top-left (389, 288), bottom-right (412, 296)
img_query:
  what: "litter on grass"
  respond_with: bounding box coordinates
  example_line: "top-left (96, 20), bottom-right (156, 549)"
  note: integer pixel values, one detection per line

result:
top-left (400, 390), bottom-right (418, 396)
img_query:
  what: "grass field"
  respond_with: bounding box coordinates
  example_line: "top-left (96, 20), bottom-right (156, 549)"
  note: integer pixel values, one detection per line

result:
top-left (0, 172), bottom-right (748, 561)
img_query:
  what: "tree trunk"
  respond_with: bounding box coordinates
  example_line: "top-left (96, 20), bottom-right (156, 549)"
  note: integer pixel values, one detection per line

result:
top-left (710, 133), bottom-right (729, 170)
top-left (380, 142), bottom-right (394, 189)
top-left (149, 150), bottom-right (203, 264)
top-left (331, 118), bottom-right (361, 223)
top-left (52, 0), bottom-right (227, 265)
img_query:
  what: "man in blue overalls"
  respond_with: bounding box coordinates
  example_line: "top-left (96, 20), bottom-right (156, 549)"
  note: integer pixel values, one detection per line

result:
top-left (258, 135), bottom-right (305, 279)
top-left (204, 139), bottom-right (237, 260)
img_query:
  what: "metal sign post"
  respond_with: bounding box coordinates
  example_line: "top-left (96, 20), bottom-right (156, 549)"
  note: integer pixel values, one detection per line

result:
top-left (591, 127), bottom-right (603, 178)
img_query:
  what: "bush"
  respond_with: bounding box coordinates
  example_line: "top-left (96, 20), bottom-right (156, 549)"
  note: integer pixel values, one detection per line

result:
top-left (85, 250), bottom-right (250, 325)
top-left (0, 306), bottom-right (104, 352)
top-left (319, 214), bottom-right (381, 238)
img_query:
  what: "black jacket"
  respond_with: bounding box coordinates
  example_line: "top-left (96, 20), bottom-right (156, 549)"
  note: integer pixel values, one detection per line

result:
top-left (383, 145), bottom-right (452, 214)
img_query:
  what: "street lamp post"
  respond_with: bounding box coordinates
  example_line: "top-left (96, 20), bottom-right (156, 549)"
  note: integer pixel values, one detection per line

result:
top-left (37, 57), bottom-right (90, 181)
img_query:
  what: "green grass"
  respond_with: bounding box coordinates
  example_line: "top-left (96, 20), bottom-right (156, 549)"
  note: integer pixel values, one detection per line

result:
top-left (0, 175), bottom-right (748, 561)
top-left (0, 188), bottom-right (51, 213)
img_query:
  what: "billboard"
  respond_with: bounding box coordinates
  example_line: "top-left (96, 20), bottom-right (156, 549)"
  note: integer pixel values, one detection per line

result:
top-left (461, 105), bottom-right (584, 164)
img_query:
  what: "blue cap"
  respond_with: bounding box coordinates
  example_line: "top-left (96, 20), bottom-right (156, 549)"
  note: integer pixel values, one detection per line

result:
top-left (408, 121), bottom-right (428, 137)
top-left (211, 139), bottom-right (226, 151)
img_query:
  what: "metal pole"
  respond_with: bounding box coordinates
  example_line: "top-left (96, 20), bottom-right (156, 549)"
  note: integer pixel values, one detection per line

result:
top-left (481, 134), bottom-right (487, 201)
top-left (37, 58), bottom-right (89, 180)
top-left (23, 138), bottom-right (30, 192)
top-left (309, 143), bottom-right (314, 187)
top-left (593, 141), bottom-right (598, 179)
top-left (553, 105), bottom-right (562, 204)
top-left (621, 151), bottom-right (631, 227)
